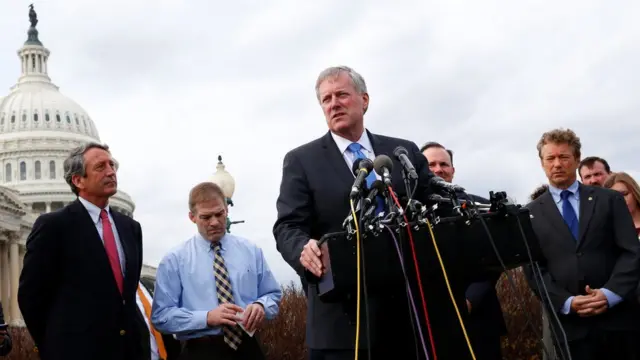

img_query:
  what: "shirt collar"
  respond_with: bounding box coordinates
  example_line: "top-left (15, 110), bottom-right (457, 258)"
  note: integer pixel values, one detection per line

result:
top-left (330, 129), bottom-right (373, 155)
top-left (548, 180), bottom-right (580, 204)
top-left (78, 196), bottom-right (111, 224)
top-left (195, 232), bottom-right (229, 252)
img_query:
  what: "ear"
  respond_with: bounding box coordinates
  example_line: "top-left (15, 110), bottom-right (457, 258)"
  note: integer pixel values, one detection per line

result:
top-left (362, 92), bottom-right (369, 114)
top-left (188, 211), bottom-right (196, 224)
top-left (71, 174), bottom-right (85, 192)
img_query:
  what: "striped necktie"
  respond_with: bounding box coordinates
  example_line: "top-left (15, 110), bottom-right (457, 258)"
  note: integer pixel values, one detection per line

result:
top-left (212, 242), bottom-right (244, 350)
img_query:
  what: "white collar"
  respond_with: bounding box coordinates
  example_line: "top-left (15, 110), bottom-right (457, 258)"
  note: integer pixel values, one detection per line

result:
top-left (330, 129), bottom-right (373, 154)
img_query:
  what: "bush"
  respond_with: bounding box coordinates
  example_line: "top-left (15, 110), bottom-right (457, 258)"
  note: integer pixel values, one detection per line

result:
top-left (6, 273), bottom-right (543, 360)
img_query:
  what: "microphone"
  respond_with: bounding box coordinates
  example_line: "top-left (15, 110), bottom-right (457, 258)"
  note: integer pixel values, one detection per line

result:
top-left (373, 155), bottom-right (393, 186)
top-left (393, 146), bottom-right (418, 179)
top-left (429, 175), bottom-right (465, 193)
top-left (350, 158), bottom-right (374, 198)
top-left (364, 179), bottom-right (385, 206)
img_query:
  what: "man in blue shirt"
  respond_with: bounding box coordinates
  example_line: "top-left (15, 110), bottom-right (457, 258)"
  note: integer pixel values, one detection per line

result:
top-left (151, 182), bottom-right (282, 360)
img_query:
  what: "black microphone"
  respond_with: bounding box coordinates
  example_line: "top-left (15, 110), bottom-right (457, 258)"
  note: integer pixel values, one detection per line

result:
top-left (364, 179), bottom-right (385, 206)
top-left (350, 158), bottom-right (374, 198)
top-left (373, 155), bottom-right (393, 186)
top-left (429, 175), bottom-right (465, 193)
top-left (393, 146), bottom-right (418, 179)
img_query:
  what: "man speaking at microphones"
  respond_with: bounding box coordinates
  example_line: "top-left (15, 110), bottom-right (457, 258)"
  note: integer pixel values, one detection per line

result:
top-left (273, 66), bottom-right (470, 360)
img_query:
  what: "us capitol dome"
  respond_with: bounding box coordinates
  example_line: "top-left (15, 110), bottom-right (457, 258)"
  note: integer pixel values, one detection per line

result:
top-left (0, 6), bottom-right (135, 325)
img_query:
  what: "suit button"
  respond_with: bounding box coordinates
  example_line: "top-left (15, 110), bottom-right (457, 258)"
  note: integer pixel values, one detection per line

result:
top-left (577, 252), bottom-right (583, 257)
top-left (120, 330), bottom-right (126, 336)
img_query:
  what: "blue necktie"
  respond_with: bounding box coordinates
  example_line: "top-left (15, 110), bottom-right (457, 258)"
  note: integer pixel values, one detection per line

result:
top-left (347, 143), bottom-right (384, 214)
top-left (560, 190), bottom-right (579, 240)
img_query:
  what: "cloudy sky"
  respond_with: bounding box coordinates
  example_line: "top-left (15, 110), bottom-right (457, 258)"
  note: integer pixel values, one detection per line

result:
top-left (1, 0), bottom-right (638, 286)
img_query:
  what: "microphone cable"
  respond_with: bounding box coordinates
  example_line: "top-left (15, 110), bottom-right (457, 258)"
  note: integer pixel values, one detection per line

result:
top-left (357, 200), bottom-right (373, 360)
top-left (513, 214), bottom-right (571, 360)
top-left (384, 224), bottom-right (430, 359)
top-left (387, 185), bottom-right (438, 359)
top-left (423, 218), bottom-right (476, 360)
top-left (460, 196), bottom-right (560, 360)
top-left (348, 198), bottom-right (363, 360)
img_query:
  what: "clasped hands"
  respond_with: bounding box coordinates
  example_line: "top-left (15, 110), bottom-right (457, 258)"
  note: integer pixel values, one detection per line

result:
top-left (206, 302), bottom-right (265, 333)
top-left (570, 285), bottom-right (609, 317)
top-left (300, 239), bottom-right (324, 277)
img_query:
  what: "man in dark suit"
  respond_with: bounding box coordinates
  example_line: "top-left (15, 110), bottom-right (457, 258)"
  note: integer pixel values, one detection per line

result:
top-left (0, 301), bottom-right (11, 356)
top-left (18, 142), bottom-right (145, 360)
top-left (273, 66), bottom-right (472, 360)
top-left (421, 142), bottom-right (506, 360)
top-left (525, 128), bottom-right (640, 360)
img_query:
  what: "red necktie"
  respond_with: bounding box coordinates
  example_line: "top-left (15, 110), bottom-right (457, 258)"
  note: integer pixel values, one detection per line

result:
top-left (101, 209), bottom-right (124, 294)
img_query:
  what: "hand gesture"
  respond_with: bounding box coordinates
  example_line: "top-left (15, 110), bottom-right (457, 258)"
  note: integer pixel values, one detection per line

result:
top-left (571, 285), bottom-right (609, 317)
top-left (242, 303), bottom-right (265, 333)
top-left (207, 303), bottom-right (244, 327)
top-left (300, 239), bottom-right (324, 277)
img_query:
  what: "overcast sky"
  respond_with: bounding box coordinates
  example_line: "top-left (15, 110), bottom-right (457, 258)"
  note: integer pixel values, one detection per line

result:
top-left (1, 0), bottom-right (638, 286)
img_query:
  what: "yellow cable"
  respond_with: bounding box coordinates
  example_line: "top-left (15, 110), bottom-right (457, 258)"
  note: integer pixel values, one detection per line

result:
top-left (425, 219), bottom-right (476, 360)
top-left (349, 198), bottom-right (360, 360)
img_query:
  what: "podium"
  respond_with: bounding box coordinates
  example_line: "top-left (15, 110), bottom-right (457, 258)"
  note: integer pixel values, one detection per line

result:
top-left (316, 206), bottom-right (543, 302)
top-left (313, 206), bottom-right (543, 359)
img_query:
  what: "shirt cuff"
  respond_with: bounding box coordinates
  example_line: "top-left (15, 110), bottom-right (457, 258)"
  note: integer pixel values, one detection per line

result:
top-left (562, 296), bottom-right (574, 314)
top-left (601, 288), bottom-right (622, 308)
top-left (194, 310), bottom-right (210, 329)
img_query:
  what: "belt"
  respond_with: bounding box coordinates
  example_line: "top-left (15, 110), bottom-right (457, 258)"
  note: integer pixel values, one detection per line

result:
top-left (186, 335), bottom-right (225, 344)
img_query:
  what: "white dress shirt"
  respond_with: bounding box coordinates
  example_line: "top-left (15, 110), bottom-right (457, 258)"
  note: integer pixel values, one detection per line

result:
top-left (78, 196), bottom-right (126, 273)
top-left (330, 129), bottom-right (380, 181)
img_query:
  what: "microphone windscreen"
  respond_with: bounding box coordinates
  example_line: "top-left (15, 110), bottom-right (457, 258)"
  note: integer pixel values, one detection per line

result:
top-left (370, 179), bottom-right (385, 192)
top-left (373, 155), bottom-right (393, 176)
top-left (393, 146), bottom-right (409, 157)
top-left (352, 158), bottom-right (374, 175)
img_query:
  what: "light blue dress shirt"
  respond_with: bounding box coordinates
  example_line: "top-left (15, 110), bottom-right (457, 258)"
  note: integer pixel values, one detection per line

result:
top-left (78, 196), bottom-right (125, 274)
top-left (547, 181), bottom-right (622, 314)
top-left (150, 233), bottom-right (282, 339)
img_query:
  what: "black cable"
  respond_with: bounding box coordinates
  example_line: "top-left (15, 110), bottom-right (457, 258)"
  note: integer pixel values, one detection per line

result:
top-left (357, 197), bottom-right (372, 360)
top-left (459, 194), bottom-right (557, 360)
top-left (514, 215), bottom-right (571, 360)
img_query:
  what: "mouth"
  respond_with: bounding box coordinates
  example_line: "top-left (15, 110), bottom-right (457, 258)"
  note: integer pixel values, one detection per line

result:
top-left (332, 112), bottom-right (346, 120)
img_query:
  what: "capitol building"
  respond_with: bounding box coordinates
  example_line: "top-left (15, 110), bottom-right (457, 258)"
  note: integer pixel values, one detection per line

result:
top-left (0, 8), bottom-right (138, 325)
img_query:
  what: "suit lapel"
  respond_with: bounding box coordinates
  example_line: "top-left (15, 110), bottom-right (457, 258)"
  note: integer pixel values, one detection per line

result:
top-left (368, 131), bottom-right (406, 193)
top-left (577, 184), bottom-right (596, 246)
top-left (321, 131), bottom-right (355, 186)
top-left (538, 192), bottom-right (577, 247)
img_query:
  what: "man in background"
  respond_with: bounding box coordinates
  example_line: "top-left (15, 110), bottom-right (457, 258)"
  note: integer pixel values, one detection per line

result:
top-left (0, 301), bottom-right (11, 356)
top-left (525, 129), bottom-right (640, 359)
top-left (421, 141), bottom-right (507, 360)
top-left (578, 156), bottom-right (611, 186)
top-left (18, 142), bottom-right (145, 360)
top-left (152, 182), bottom-right (281, 360)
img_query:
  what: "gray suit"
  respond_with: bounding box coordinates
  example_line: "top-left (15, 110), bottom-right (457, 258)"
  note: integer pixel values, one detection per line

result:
top-left (525, 183), bottom-right (640, 358)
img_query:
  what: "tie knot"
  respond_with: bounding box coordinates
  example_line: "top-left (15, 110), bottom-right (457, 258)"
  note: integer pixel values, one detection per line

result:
top-left (211, 241), bottom-right (221, 253)
top-left (100, 209), bottom-right (109, 220)
top-left (347, 142), bottom-right (363, 153)
top-left (560, 190), bottom-right (573, 200)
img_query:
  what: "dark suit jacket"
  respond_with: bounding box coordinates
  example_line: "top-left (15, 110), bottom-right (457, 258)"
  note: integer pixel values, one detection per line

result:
top-left (458, 193), bottom-right (507, 341)
top-left (524, 184), bottom-right (640, 342)
top-left (0, 301), bottom-right (11, 356)
top-left (273, 130), bottom-right (470, 357)
top-left (18, 199), bottom-right (145, 360)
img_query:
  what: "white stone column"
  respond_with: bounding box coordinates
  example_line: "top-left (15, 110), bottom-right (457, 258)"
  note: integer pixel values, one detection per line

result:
top-left (9, 239), bottom-right (20, 323)
top-left (0, 243), bottom-right (3, 304)
top-left (1, 242), bottom-right (9, 315)
top-left (45, 202), bottom-right (51, 213)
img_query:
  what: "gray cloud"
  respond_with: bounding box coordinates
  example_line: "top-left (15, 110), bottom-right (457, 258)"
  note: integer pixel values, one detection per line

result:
top-left (1, 0), bottom-right (639, 286)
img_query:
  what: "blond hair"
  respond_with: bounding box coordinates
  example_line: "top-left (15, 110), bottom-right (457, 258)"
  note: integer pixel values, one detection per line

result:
top-left (603, 172), bottom-right (640, 210)
top-left (188, 182), bottom-right (226, 213)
